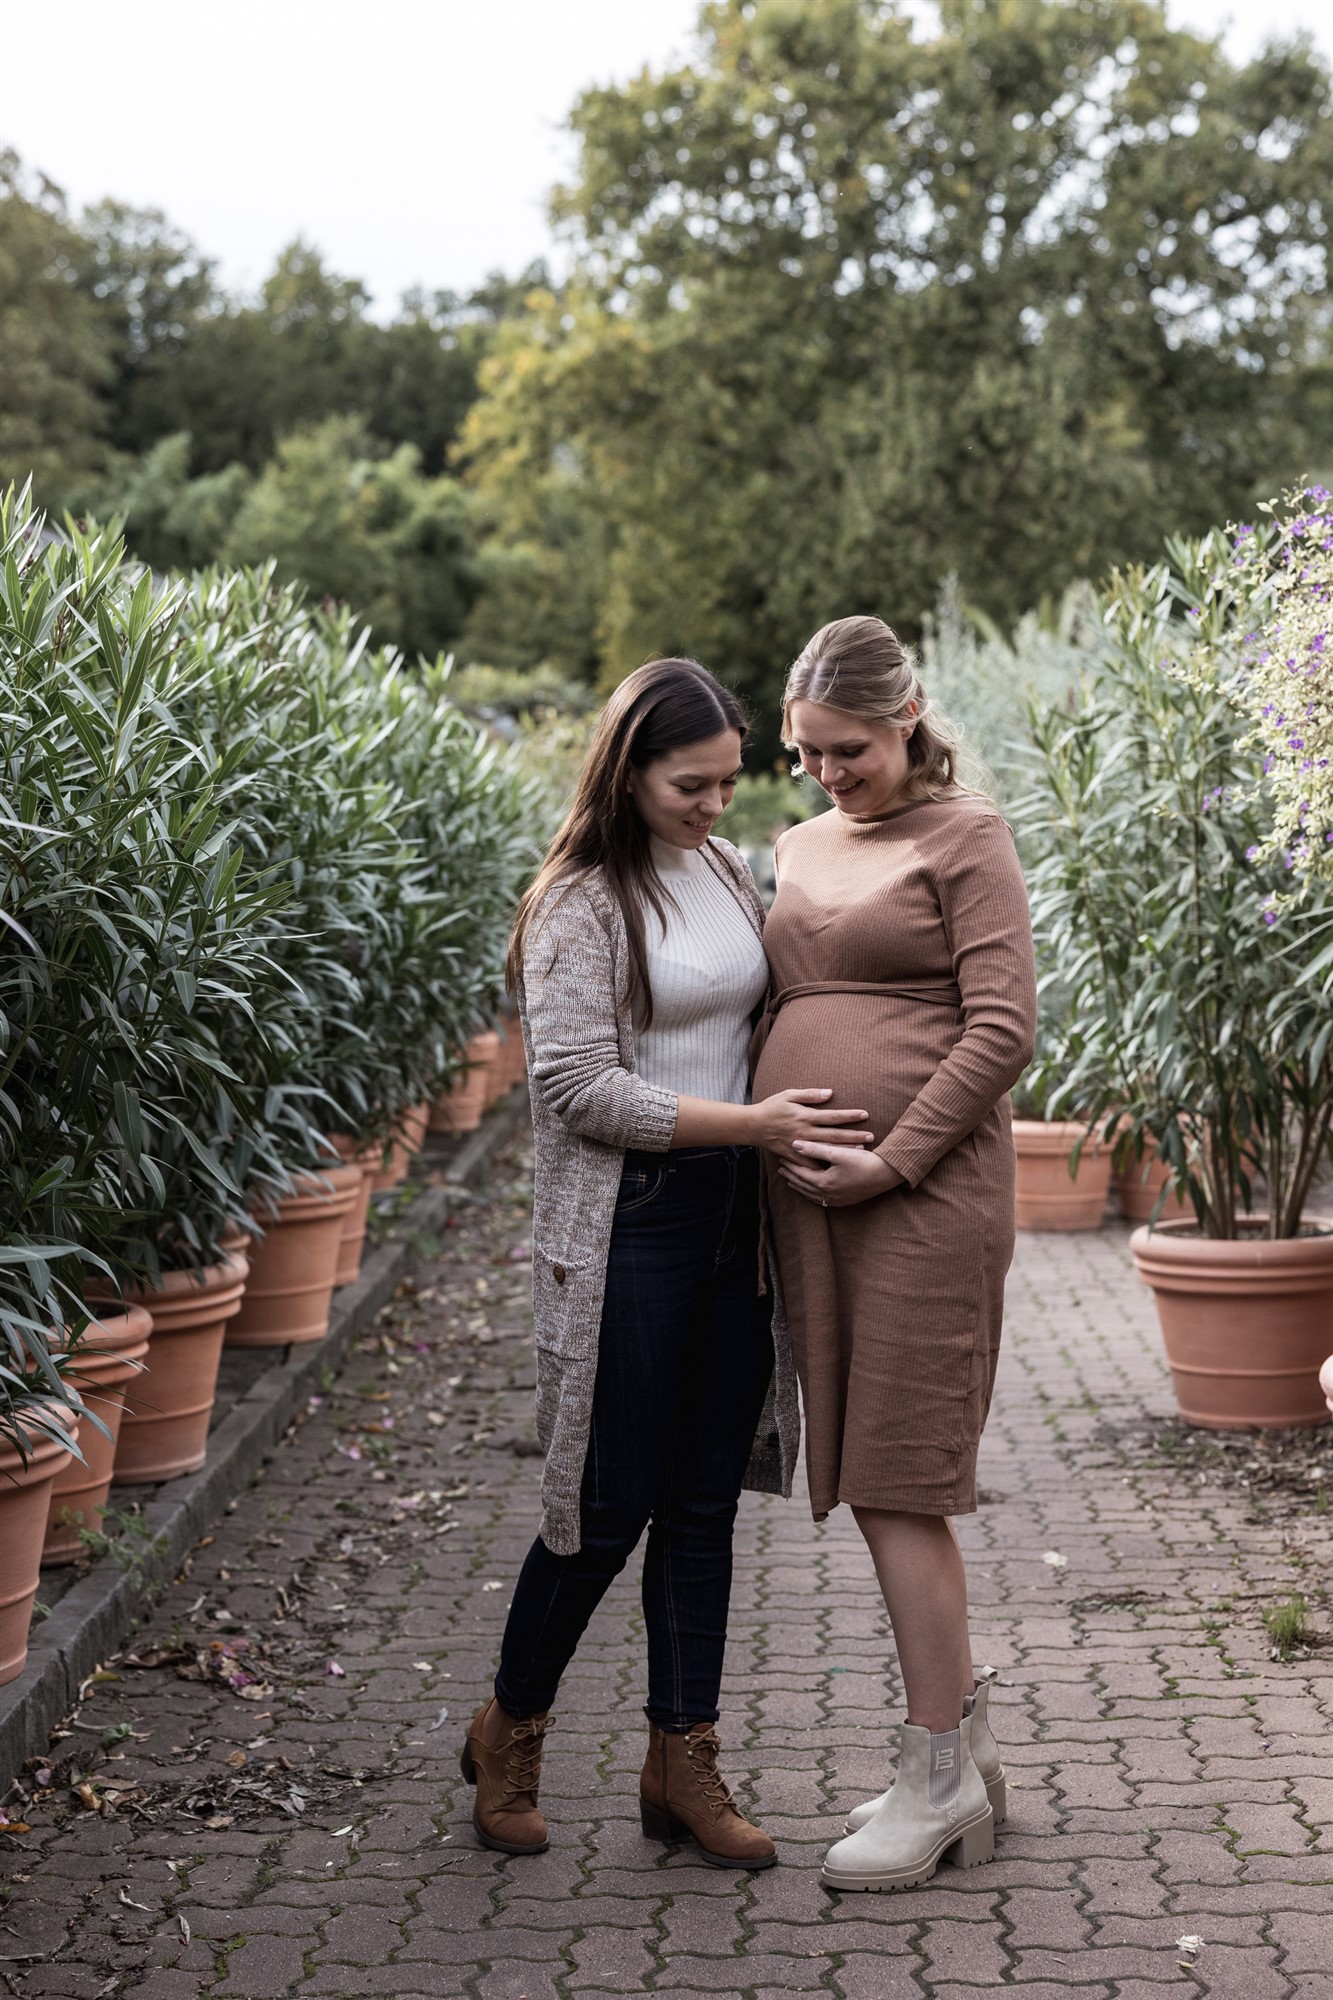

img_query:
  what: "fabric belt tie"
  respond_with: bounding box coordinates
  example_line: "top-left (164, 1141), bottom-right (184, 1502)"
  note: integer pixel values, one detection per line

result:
top-left (749, 977), bottom-right (963, 1068)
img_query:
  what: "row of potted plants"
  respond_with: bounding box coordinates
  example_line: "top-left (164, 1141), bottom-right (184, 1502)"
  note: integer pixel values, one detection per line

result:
top-left (34, 1021), bottom-right (525, 1557)
top-left (0, 488), bottom-right (540, 1684)
top-left (1011, 494), bottom-right (1333, 1435)
top-left (1013, 1120), bottom-right (1185, 1233)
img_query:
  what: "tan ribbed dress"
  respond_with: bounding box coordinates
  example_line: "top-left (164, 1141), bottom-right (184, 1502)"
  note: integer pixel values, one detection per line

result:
top-left (753, 796), bottom-right (1037, 1519)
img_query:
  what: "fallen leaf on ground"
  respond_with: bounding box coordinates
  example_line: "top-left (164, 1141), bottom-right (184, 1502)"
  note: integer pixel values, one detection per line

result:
top-left (121, 1647), bottom-right (192, 1670)
top-left (427, 1706), bottom-right (450, 1732)
top-left (225, 1750), bottom-right (246, 1770)
top-left (117, 1886), bottom-right (151, 1910)
top-left (1041, 1551), bottom-right (1068, 1568)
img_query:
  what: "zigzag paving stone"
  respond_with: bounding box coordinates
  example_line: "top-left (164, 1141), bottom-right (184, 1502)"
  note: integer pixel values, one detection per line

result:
top-left (2, 1139), bottom-right (1330, 1998)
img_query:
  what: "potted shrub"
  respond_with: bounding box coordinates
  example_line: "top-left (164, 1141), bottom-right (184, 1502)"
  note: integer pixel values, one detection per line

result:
top-left (0, 1245), bottom-right (86, 1682)
top-left (1, 498), bottom-right (298, 1488)
top-left (359, 650), bottom-right (540, 1143)
top-left (169, 571), bottom-right (445, 1341)
top-left (326, 1133), bottom-right (381, 1286)
top-left (1021, 514), bottom-right (1333, 1428)
top-left (182, 586), bottom-right (535, 1247)
top-left (43, 1305), bottom-right (152, 1563)
top-left (1010, 1044), bottom-right (1113, 1231)
top-left (226, 1164), bottom-right (362, 1346)
top-left (1111, 1133), bottom-right (1190, 1226)
top-left (0, 1419), bottom-right (71, 1683)
top-left (430, 1030), bottom-right (502, 1135)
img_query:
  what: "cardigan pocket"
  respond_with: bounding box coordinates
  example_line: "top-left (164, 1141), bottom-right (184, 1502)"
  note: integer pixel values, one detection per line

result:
top-left (531, 1243), bottom-right (600, 1359)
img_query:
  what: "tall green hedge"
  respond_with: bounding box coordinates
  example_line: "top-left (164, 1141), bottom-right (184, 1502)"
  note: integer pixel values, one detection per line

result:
top-left (0, 487), bottom-right (539, 1450)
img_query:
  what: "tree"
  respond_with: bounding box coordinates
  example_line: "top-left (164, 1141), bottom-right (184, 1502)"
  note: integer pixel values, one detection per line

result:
top-left (361, 290), bottom-right (487, 478)
top-left (72, 431), bottom-right (253, 574)
top-left (118, 239), bottom-right (372, 473)
top-left (73, 198), bottom-right (218, 455)
top-left (223, 415), bottom-right (479, 657)
top-left (0, 151), bottom-right (114, 500)
top-left (460, 0), bottom-right (1333, 730)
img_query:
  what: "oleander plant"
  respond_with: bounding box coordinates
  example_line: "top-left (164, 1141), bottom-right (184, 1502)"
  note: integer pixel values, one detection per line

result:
top-left (0, 485), bottom-right (537, 1457)
top-left (1017, 527), bottom-right (1333, 1241)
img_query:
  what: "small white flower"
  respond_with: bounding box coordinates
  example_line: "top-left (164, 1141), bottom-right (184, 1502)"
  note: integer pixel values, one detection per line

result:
top-left (1176, 1935), bottom-right (1204, 1955)
top-left (1042, 1551), bottom-right (1068, 1568)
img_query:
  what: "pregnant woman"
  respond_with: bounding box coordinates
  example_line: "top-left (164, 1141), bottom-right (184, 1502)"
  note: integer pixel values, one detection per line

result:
top-left (754, 615), bottom-right (1037, 1893)
top-left (462, 658), bottom-right (873, 1870)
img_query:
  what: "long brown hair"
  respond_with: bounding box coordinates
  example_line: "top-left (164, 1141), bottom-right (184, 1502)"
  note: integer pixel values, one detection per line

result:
top-left (506, 658), bottom-right (748, 1024)
top-left (783, 615), bottom-right (971, 801)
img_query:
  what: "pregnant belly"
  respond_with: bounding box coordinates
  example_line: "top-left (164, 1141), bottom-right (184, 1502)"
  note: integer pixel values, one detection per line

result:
top-left (753, 993), bottom-right (961, 1136)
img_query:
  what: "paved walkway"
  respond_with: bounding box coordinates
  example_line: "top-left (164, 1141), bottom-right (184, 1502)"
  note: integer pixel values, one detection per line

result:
top-left (2, 1137), bottom-right (1330, 1999)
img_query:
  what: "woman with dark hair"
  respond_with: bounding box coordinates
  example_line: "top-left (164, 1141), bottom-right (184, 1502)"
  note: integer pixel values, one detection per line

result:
top-left (461, 657), bottom-right (872, 1869)
top-left (754, 616), bottom-right (1037, 1892)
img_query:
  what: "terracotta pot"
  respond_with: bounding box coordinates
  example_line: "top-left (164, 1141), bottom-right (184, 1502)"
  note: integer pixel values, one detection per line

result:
top-left (326, 1136), bottom-right (379, 1287)
top-left (429, 1032), bottom-right (500, 1135)
top-left (226, 1165), bottom-right (363, 1348)
top-left (106, 1250), bottom-right (249, 1483)
top-left (1013, 1119), bottom-right (1112, 1231)
top-left (371, 1100), bottom-right (431, 1191)
top-left (1131, 1217), bottom-right (1333, 1430)
top-left (0, 1421), bottom-right (71, 1684)
top-left (1113, 1147), bottom-right (1190, 1225)
top-left (42, 1307), bottom-right (152, 1564)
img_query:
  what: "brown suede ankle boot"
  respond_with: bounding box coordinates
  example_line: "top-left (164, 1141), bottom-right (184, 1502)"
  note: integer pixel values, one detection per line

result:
top-left (460, 1698), bottom-right (551, 1855)
top-left (639, 1721), bottom-right (777, 1870)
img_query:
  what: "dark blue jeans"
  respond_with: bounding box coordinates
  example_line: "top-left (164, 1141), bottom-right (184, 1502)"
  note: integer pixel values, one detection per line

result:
top-left (495, 1146), bottom-right (773, 1731)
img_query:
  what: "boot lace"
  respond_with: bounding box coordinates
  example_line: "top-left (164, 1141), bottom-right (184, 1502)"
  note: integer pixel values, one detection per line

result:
top-left (502, 1715), bottom-right (548, 1805)
top-left (684, 1725), bottom-right (736, 1819)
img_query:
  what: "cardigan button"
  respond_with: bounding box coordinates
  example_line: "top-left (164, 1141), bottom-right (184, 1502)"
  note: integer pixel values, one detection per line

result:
top-left (552, 1263), bottom-right (566, 1285)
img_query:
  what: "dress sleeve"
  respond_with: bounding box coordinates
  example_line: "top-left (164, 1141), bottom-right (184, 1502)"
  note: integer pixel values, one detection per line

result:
top-left (521, 885), bottom-right (679, 1152)
top-left (875, 814), bottom-right (1036, 1188)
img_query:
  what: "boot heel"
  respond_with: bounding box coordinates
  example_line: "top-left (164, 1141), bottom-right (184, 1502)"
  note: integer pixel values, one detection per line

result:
top-left (986, 1771), bottom-right (1007, 1825)
top-left (944, 1811), bottom-right (994, 1870)
top-left (459, 1741), bottom-right (476, 1785)
top-left (639, 1797), bottom-right (685, 1843)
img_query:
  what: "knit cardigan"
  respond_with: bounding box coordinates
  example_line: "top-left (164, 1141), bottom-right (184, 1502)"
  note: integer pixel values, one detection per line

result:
top-left (515, 836), bottom-right (800, 1556)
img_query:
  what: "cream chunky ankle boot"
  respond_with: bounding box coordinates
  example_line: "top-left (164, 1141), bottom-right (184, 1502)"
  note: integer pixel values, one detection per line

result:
top-left (844, 1673), bottom-right (1006, 1834)
top-left (821, 1712), bottom-right (993, 1893)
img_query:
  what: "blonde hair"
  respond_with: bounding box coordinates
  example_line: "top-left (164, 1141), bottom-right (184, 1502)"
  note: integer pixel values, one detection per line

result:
top-left (782, 614), bottom-right (972, 802)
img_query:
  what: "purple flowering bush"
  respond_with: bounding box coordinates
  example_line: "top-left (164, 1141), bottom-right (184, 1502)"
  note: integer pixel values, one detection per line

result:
top-left (1017, 533), bottom-right (1332, 1241)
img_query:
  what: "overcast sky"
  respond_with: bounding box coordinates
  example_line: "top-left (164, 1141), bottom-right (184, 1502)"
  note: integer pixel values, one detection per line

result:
top-left (3, 0), bottom-right (1329, 314)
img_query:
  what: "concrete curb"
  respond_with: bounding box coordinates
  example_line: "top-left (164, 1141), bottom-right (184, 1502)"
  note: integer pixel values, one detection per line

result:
top-left (0, 1090), bottom-right (530, 1788)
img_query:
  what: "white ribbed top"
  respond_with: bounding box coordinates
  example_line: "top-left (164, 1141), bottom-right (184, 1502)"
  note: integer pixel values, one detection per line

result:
top-left (635, 839), bottom-right (770, 1105)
